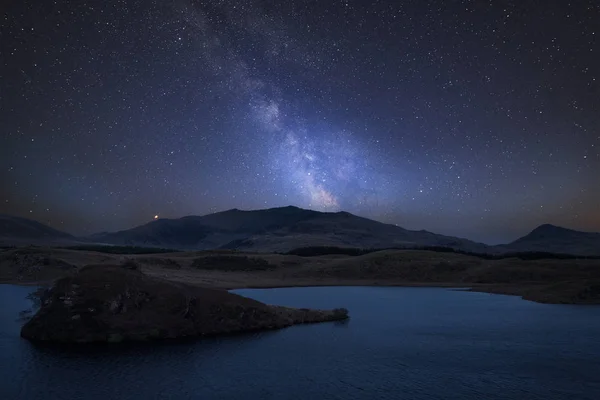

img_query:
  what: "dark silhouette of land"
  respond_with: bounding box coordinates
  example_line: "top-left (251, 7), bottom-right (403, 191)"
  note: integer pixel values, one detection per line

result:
top-left (3, 207), bottom-right (600, 309)
top-left (20, 264), bottom-right (348, 343)
top-left (3, 245), bottom-right (600, 305)
top-left (3, 207), bottom-right (600, 256)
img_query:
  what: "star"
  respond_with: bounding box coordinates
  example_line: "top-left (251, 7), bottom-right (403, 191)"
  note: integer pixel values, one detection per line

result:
top-left (0, 0), bottom-right (598, 243)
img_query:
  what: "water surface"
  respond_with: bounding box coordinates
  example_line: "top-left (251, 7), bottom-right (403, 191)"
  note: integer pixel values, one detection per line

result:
top-left (2, 285), bottom-right (600, 399)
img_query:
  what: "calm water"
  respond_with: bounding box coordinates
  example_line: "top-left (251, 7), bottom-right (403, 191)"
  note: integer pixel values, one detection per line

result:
top-left (2, 285), bottom-right (600, 400)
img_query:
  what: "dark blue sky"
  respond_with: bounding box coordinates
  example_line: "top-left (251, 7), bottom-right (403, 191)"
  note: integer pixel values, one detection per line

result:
top-left (1, 0), bottom-right (599, 243)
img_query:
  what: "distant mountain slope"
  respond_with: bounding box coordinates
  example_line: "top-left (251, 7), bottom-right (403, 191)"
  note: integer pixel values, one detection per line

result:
top-left (87, 207), bottom-right (328, 250)
top-left (4, 210), bottom-right (598, 256)
top-left (0, 214), bottom-right (74, 244)
top-left (89, 206), bottom-right (490, 253)
top-left (496, 224), bottom-right (600, 256)
top-left (100, 217), bottom-right (259, 249)
top-left (189, 207), bottom-right (321, 232)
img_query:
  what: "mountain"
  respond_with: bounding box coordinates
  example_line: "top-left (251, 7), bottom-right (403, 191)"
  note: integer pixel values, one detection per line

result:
top-left (89, 206), bottom-right (490, 253)
top-left (497, 224), bottom-right (600, 256)
top-left (4, 209), bottom-right (598, 256)
top-left (87, 207), bottom-right (321, 250)
top-left (0, 214), bottom-right (74, 245)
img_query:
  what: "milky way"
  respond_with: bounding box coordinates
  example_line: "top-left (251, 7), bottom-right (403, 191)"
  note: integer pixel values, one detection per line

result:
top-left (179, 1), bottom-right (379, 211)
top-left (1, 0), bottom-right (599, 243)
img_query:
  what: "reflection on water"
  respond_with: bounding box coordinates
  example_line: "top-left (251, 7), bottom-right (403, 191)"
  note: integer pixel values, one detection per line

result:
top-left (2, 284), bottom-right (600, 400)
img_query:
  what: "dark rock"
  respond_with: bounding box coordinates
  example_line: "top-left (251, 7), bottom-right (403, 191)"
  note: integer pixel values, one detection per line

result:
top-left (20, 265), bottom-right (348, 343)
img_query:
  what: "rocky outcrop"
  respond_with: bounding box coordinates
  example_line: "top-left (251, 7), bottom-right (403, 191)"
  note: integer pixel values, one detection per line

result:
top-left (20, 265), bottom-right (348, 343)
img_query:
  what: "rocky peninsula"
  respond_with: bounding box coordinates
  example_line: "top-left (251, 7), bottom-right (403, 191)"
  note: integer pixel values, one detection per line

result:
top-left (20, 264), bottom-right (348, 343)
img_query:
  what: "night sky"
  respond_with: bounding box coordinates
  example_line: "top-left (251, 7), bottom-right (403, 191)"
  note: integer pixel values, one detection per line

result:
top-left (1, 0), bottom-right (599, 243)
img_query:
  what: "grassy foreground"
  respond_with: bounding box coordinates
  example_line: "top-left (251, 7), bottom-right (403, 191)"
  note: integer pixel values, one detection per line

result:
top-left (2, 246), bottom-right (600, 304)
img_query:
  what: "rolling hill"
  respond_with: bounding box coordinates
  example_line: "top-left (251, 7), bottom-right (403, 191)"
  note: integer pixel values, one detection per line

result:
top-left (0, 214), bottom-right (75, 245)
top-left (88, 206), bottom-right (490, 253)
top-left (2, 208), bottom-right (599, 256)
top-left (496, 224), bottom-right (600, 256)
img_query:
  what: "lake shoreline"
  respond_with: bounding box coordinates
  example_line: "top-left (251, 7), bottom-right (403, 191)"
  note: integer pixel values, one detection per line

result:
top-left (4, 283), bottom-right (600, 399)
top-left (4, 277), bottom-right (598, 305)
top-left (18, 266), bottom-right (350, 344)
top-left (2, 247), bottom-right (599, 305)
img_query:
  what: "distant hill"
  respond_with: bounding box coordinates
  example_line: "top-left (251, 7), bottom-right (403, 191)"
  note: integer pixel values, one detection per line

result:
top-left (2, 209), bottom-right (599, 256)
top-left (0, 214), bottom-right (74, 245)
top-left (88, 206), bottom-right (490, 253)
top-left (496, 224), bottom-right (600, 256)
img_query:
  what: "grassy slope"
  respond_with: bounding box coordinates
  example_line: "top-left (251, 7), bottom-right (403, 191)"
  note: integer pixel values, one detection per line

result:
top-left (2, 247), bottom-right (600, 304)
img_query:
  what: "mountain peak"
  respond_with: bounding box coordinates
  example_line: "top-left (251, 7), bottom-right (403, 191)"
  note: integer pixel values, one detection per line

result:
top-left (220, 205), bottom-right (303, 214)
top-left (502, 223), bottom-right (600, 255)
top-left (222, 208), bottom-right (241, 213)
top-left (515, 224), bottom-right (576, 242)
top-left (528, 224), bottom-right (575, 237)
top-left (280, 205), bottom-right (303, 211)
top-left (532, 223), bottom-right (564, 232)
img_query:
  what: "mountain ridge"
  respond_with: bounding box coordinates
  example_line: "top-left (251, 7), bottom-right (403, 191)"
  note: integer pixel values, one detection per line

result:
top-left (494, 222), bottom-right (600, 256)
top-left (1, 207), bottom-right (599, 255)
top-left (0, 214), bottom-right (76, 246)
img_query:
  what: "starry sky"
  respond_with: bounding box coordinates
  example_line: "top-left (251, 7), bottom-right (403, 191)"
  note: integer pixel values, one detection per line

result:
top-left (1, 0), bottom-right (599, 244)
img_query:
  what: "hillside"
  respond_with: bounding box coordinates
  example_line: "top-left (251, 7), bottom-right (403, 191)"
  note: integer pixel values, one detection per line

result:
top-left (88, 206), bottom-right (489, 253)
top-left (0, 215), bottom-right (76, 246)
top-left (3, 247), bottom-right (600, 304)
top-left (497, 224), bottom-right (600, 256)
top-left (2, 208), bottom-right (599, 256)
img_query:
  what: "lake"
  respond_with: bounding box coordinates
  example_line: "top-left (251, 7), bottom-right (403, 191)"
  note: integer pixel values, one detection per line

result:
top-left (2, 284), bottom-right (600, 399)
